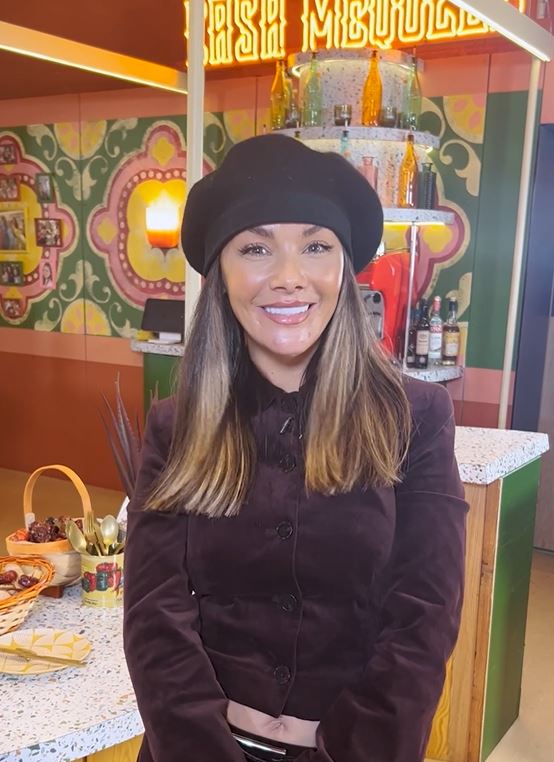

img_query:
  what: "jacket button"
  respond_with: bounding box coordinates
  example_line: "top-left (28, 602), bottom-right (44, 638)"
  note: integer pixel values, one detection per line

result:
top-left (274, 665), bottom-right (291, 685)
top-left (274, 594), bottom-right (298, 613)
top-left (276, 521), bottom-right (293, 540)
top-left (279, 453), bottom-right (297, 472)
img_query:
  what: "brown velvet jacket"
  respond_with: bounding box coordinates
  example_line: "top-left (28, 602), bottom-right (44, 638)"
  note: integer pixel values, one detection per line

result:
top-left (123, 371), bottom-right (468, 762)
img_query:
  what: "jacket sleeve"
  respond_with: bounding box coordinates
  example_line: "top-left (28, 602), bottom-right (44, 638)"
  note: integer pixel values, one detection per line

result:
top-left (299, 384), bottom-right (468, 762)
top-left (123, 400), bottom-right (246, 762)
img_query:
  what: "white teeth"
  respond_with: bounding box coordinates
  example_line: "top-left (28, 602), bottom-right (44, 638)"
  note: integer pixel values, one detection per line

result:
top-left (264, 304), bottom-right (310, 316)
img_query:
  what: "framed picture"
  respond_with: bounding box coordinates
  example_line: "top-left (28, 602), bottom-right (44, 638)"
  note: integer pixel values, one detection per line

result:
top-left (0, 208), bottom-right (28, 253)
top-left (35, 217), bottom-right (62, 248)
top-left (3, 298), bottom-right (22, 319)
top-left (0, 261), bottom-right (23, 286)
top-left (0, 144), bottom-right (17, 165)
top-left (35, 173), bottom-right (54, 203)
top-left (39, 259), bottom-right (56, 289)
top-left (0, 175), bottom-right (20, 202)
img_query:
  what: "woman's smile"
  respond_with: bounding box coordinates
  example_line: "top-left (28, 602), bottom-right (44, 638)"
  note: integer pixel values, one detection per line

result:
top-left (259, 301), bottom-right (316, 325)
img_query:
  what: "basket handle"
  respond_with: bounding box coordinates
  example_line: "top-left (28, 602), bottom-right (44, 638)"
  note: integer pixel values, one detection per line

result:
top-left (23, 464), bottom-right (92, 529)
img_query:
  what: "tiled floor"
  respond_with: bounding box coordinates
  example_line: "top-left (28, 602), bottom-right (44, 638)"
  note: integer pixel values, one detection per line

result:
top-left (1, 468), bottom-right (553, 760)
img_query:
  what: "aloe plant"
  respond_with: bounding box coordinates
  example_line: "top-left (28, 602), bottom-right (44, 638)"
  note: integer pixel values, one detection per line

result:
top-left (100, 376), bottom-right (158, 497)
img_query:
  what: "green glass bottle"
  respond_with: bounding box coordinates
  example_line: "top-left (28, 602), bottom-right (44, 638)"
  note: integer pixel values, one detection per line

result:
top-left (302, 52), bottom-right (323, 127)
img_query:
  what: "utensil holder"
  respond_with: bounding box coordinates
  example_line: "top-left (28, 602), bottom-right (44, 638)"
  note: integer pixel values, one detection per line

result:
top-left (81, 552), bottom-right (124, 608)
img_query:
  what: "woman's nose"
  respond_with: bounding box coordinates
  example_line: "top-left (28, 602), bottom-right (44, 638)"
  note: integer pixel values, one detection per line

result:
top-left (268, 255), bottom-right (306, 291)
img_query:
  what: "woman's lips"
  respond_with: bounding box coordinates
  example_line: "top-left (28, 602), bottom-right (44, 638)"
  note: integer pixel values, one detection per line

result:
top-left (259, 303), bottom-right (314, 325)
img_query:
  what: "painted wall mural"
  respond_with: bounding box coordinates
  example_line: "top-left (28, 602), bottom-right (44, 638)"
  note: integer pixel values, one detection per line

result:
top-left (0, 98), bottom-right (497, 364)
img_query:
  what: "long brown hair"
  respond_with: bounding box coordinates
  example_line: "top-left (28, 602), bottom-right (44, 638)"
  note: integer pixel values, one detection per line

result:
top-left (147, 258), bottom-right (411, 516)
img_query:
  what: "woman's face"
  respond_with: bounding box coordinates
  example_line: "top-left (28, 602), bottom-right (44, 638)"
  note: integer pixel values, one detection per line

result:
top-left (220, 223), bottom-right (344, 364)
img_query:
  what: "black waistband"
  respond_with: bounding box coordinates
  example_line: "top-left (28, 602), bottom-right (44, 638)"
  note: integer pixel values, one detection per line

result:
top-left (229, 723), bottom-right (314, 761)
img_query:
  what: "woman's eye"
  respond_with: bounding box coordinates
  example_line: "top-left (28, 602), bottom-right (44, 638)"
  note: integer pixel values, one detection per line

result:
top-left (305, 241), bottom-right (333, 255)
top-left (238, 244), bottom-right (269, 257)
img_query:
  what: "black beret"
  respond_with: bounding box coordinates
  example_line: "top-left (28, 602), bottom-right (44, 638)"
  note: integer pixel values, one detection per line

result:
top-left (181, 133), bottom-right (383, 276)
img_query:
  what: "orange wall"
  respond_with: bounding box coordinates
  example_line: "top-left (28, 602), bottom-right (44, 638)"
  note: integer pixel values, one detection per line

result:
top-left (0, 330), bottom-right (142, 490)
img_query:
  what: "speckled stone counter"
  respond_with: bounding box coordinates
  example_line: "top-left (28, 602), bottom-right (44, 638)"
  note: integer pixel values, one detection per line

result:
top-left (455, 427), bottom-right (549, 485)
top-left (0, 587), bottom-right (142, 762)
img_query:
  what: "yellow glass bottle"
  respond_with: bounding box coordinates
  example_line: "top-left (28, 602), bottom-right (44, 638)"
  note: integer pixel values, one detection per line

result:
top-left (398, 134), bottom-right (418, 208)
top-left (362, 51), bottom-right (382, 127)
top-left (270, 61), bottom-right (287, 130)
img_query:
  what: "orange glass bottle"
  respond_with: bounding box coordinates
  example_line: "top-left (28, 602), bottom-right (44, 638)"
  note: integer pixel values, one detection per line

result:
top-left (362, 51), bottom-right (382, 127)
top-left (398, 134), bottom-right (418, 208)
top-left (270, 61), bottom-right (287, 130)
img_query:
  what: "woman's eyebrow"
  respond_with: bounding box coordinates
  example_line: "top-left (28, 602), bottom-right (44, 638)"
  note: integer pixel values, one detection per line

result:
top-left (303, 225), bottom-right (323, 237)
top-left (247, 226), bottom-right (275, 238)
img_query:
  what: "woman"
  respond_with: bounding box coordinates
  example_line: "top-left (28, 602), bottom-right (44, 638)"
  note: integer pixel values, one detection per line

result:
top-left (124, 134), bottom-right (467, 762)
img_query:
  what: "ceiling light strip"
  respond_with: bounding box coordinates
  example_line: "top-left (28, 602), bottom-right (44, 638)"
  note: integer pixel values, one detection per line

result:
top-left (448, 0), bottom-right (554, 61)
top-left (0, 21), bottom-right (188, 93)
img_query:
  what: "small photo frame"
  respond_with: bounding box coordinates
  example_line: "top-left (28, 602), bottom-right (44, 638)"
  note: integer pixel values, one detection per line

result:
top-left (0, 261), bottom-right (23, 286)
top-left (0, 175), bottom-right (20, 202)
top-left (35, 217), bottom-right (63, 248)
top-left (0, 208), bottom-right (28, 253)
top-left (35, 173), bottom-right (54, 203)
top-left (39, 259), bottom-right (56, 289)
top-left (3, 298), bottom-right (22, 319)
top-left (0, 144), bottom-right (17, 165)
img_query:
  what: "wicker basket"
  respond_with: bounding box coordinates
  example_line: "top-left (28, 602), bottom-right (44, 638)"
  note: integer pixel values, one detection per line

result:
top-left (0, 556), bottom-right (54, 635)
top-left (5, 465), bottom-right (93, 587)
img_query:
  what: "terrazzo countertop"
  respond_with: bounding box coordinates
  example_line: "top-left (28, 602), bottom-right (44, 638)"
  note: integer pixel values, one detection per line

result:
top-left (0, 587), bottom-right (142, 762)
top-left (455, 427), bottom-right (549, 485)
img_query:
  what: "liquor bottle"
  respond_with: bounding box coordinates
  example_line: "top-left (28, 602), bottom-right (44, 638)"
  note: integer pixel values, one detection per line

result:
top-left (339, 130), bottom-right (352, 162)
top-left (359, 156), bottom-right (379, 190)
top-left (302, 52), bottom-right (323, 127)
top-left (405, 55), bottom-right (422, 131)
top-left (285, 86), bottom-right (301, 128)
top-left (428, 296), bottom-right (443, 365)
top-left (442, 298), bottom-right (461, 366)
top-left (270, 61), bottom-right (287, 130)
top-left (398, 134), bottom-right (418, 208)
top-left (415, 298), bottom-right (430, 369)
top-left (419, 162), bottom-right (437, 209)
top-left (406, 302), bottom-right (421, 368)
top-left (362, 51), bottom-right (382, 127)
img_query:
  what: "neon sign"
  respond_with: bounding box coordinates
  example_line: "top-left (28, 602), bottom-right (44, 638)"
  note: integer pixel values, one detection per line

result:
top-left (183, 0), bottom-right (528, 67)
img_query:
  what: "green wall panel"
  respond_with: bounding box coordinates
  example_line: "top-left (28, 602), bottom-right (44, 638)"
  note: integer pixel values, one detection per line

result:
top-left (482, 458), bottom-right (541, 760)
top-left (143, 353), bottom-right (179, 413)
top-left (467, 91), bottom-right (528, 371)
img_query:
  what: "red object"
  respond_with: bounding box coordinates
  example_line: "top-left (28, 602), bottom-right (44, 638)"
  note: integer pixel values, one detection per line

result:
top-left (85, 571), bottom-right (97, 592)
top-left (96, 562), bottom-right (117, 573)
top-left (357, 250), bottom-right (411, 355)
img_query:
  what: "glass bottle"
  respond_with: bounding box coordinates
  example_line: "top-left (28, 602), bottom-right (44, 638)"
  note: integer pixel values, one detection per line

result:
top-left (362, 51), bottom-right (382, 127)
top-left (302, 52), bottom-right (323, 128)
top-left (419, 163), bottom-right (437, 209)
top-left (415, 298), bottom-right (430, 369)
top-left (406, 302), bottom-right (421, 368)
top-left (360, 156), bottom-right (379, 190)
top-left (286, 86), bottom-right (301, 128)
top-left (442, 298), bottom-right (461, 366)
top-left (398, 134), bottom-right (418, 208)
top-left (405, 55), bottom-right (422, 131)
top-left (339, 130), bottom-right (352, 162)
top-left (270, 61), bottom-right (287, 130)
top-left (428, 296), bottom-right (443, 365)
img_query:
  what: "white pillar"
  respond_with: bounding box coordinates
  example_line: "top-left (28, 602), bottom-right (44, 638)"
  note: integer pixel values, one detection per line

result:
top-left (498, 57), bottom-right (542, 428)
top-left (184, 0), bottom-right (205, 335)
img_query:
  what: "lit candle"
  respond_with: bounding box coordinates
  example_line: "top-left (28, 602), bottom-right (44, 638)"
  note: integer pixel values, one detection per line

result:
top-left (145, 195), bottom-right (180, 249)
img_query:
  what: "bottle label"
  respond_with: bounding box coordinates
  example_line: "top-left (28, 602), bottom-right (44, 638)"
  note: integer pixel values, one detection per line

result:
top-left (429, 329), bottom-right (442, 354)
top-left (416, 331), bottom-right (429, 355)
top-left (443, 334), bottom-right (460, 357)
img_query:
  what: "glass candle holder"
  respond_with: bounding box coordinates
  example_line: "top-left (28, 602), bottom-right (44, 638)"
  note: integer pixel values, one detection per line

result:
top-left (378, 105), bottom-right (398, 128)
top-left (334, 104), bottom-right (352, 126)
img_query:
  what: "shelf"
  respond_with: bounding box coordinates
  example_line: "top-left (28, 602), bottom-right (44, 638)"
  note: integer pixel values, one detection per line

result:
top-left (278, 126), bottom-right (439, 150)
top-left (131, 339), bottom-right (184, 357)
top-left (403, 365), bottom-right (463, 384)
top-left (383, 208), bottom-right (455, 225)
